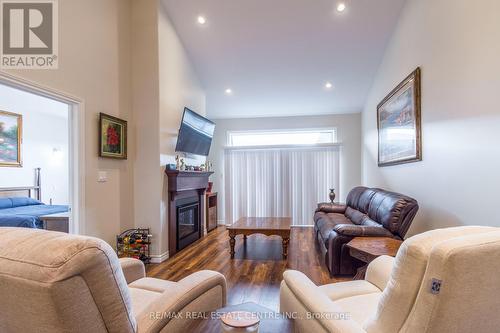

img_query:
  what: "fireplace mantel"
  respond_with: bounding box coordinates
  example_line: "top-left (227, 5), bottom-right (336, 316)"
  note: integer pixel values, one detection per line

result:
top-left (165, 169), bottom-right (213, 255)
top-left (165, 170), bottom-right (214, 196)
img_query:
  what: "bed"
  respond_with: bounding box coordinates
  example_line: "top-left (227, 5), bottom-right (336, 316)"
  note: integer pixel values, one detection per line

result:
top-left (0, 168), bottom-right (69, 230)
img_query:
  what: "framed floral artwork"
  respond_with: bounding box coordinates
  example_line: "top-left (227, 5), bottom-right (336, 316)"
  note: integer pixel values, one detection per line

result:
top-left (99, 113), bottom-right (127, 159)
top-left (377, 68), bottom-right (422, 167)
top-left (0, 110), bottom-right (22, 167)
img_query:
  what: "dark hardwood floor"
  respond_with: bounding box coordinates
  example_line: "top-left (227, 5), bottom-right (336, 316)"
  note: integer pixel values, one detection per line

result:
top-left (147, 226), bottom-right (344, 311)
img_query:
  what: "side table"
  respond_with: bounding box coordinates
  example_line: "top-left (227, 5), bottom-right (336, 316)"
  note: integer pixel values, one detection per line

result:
top-left (39, 212), bottom-right (70, 233)
top-left (185, 302), bottom-right (293, 333)
top-left (346, 237), bottom-right (402, 280)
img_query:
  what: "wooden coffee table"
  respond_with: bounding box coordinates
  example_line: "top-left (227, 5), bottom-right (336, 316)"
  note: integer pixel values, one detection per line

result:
top-left (227, 217), bottom-right (291, 259)
top-left (186, 302), bottom-right (292, 333)
top-left (346, 237), bottom-right (402, 280)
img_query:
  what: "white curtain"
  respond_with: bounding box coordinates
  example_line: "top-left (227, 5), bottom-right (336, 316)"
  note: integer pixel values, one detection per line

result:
top-left (224, 146), bottom-right (339, 226)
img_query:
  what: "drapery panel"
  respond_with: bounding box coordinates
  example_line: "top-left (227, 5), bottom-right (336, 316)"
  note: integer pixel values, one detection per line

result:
top-left (224, 146), bottom-right (339, 226)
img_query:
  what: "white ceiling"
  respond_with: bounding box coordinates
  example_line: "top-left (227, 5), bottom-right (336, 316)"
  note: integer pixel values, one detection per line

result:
top-left (162, 0), bottom-right (406, 119)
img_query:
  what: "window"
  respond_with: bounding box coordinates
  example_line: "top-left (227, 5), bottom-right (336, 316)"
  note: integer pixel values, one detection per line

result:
top-left (227, 129), bottom-right (337, 147)
top-left (224, 128), bottom-right (340, 225)
top-left (224, 142), bottom-right (340, 226)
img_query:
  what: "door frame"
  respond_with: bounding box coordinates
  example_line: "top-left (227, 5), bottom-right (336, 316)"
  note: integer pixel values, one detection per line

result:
top-left (0, 71), bottom-right (85, 234)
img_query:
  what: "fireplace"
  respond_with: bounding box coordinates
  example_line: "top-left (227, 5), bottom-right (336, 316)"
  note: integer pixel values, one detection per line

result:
top-left (165, 170), bottom-right (213, 256)
top-left (176, 196), bottom-right (200, 251)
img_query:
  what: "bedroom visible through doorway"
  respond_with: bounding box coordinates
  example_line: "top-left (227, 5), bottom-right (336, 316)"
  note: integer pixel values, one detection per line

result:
top-left (0, 82), bottom-right (73, 232)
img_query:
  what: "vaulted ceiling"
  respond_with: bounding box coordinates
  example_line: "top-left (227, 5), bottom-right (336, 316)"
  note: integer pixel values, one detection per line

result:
top-left (162, 0), bottom-right (406, 118)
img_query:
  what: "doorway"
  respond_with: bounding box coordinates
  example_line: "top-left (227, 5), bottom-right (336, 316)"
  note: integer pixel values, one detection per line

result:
top-left (0, 72), bottom-right (84, 234)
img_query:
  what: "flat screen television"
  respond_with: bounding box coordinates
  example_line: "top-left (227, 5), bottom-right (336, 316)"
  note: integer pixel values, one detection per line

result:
top-left (175, 108), bottom-right (215, 156)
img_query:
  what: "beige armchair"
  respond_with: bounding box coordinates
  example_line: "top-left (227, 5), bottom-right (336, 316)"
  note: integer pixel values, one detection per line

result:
top-left (0, 228), bottom-right (226, 333)
top-left (280, 226), bottom-right (500, 333)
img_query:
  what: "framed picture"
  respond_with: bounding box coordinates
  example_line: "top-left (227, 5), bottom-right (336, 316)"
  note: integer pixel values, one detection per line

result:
top-left (0, 111), bottom-right (22, 167)
top-left (99, 113), bottom-right (127, 159)
top-left (377, 68), bottom-right (421, 167)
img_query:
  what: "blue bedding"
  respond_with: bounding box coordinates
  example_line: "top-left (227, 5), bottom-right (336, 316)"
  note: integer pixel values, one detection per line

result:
top-left (0, 197), bottom-right (69, 229)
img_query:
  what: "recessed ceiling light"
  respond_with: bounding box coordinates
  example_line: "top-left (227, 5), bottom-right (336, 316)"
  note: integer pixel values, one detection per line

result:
top-left (325, 82), bottom-right (333, 89)
top-left (197, 16), bottom-right (207, 25)
top-left (337, 2), bottom-right (346, 12)
top-left (225, 88), bottom-right (233, 95)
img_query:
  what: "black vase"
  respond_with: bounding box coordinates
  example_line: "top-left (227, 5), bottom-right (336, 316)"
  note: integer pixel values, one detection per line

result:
top-left (329, 189), bottom-right (336, 204)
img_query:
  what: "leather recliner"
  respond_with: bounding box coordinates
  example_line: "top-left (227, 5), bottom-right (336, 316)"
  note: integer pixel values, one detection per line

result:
top-left (314, 186), bottom-right (418, 276)
top-left (0, 228), bottom-right (227, 333)
top-left (280, 226), bottom-right (500, 333)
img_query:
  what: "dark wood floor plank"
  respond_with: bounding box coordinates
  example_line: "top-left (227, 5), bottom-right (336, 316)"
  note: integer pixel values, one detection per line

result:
top-left (147, 226), bottom-right (343, 312)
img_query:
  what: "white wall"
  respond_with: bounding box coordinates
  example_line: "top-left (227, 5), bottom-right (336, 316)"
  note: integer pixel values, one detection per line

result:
top-left (131, 0), bottom-right (162, 255)
top-left (130, 0), bottom-right (206, 259)
top-left (362, 0), bottom-right (500, 236)
top-left (209, 113), bottom-right (361, 223)
top-left (0, 84), bottom-right (69, 204)
top-left (157, 2), bottom-right (206, 257)
top-left (4, 0), bottom-right (134, 245)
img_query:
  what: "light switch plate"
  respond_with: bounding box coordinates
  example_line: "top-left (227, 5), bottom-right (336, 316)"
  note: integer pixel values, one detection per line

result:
top-left (98, 171), bottom-right (108, 183)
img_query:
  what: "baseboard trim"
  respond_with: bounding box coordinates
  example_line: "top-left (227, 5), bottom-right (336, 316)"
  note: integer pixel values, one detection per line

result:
top-left (150, 251), bottom-right (169, 263)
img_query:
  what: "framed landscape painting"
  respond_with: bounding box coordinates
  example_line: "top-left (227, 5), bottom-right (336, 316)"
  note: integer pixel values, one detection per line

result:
top-left (0, 111), bottom-right (22, 167)
top-left (377, 68), bottom-right (422, 167)
top-left (99, 113), bottom-right (127, 159)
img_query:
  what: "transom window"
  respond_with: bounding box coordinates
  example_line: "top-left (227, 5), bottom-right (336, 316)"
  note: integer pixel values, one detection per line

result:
top-left (227, 129), bottom-right (337, 147)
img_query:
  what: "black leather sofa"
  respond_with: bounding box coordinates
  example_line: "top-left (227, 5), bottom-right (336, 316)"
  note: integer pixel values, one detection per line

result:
top-left (314, 186), bottom-right (419, 276)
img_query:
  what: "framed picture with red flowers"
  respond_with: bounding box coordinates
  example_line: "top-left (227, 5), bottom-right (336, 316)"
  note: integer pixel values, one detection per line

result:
top-left (99, 113), bottom-right (127, 159)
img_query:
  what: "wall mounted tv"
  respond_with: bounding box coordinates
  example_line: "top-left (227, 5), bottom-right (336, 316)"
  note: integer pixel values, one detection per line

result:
top-left (175, 108), bottom-right (215, 156)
